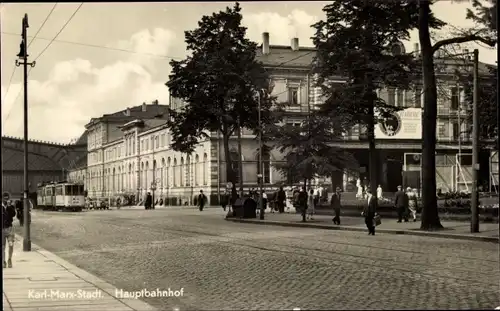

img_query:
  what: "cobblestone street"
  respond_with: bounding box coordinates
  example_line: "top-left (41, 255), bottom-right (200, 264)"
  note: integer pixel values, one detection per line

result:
top-left (16, 208), bottom-right (500, 310)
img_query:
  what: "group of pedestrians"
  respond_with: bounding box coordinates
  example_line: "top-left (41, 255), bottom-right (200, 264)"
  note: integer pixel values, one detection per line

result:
top-left (394, 185), bottom-right (419, 222)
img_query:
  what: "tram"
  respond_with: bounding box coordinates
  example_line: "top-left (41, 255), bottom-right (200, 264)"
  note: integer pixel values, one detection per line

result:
top-left (36, 181), bottom-right (85, 212)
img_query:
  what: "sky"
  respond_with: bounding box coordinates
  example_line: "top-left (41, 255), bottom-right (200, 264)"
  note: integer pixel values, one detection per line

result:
top-left (0, 1), bottom-right (497, 143)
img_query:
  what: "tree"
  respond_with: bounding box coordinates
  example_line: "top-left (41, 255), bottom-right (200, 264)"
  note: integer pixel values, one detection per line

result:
top-left (312, 1), bottom-right (419, 199)
top-left (165, 2), bottom-right (275, 199)
top-left (417, 0), bottom-right (496, 230)
top-left (461, 66), bottom-right (497, 146)
top-left (270, 115), bottom-right (358, 189)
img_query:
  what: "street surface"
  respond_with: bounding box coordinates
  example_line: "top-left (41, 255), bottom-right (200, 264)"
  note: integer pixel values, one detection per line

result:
top-left (17, 207), bottom-right (500, 310)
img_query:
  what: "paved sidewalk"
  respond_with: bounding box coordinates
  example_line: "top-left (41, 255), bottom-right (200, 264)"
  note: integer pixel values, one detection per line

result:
top-left (226, 213), bottom-right (500, 243)
top-left (3, 235), bottom-right (156, 311)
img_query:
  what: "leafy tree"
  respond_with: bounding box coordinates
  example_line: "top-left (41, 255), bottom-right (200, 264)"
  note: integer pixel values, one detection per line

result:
top-left (270, 115), bottom-right (358, 189)
top-left (460, 67), bottom-right (497, 146)
top-left (417, 0), bottom-right (496, 230)
top-left (312, 1), bottom-right (419, 200)
top-left (165, 2), bottom-right (275, 198)
top-left (462, 0), bottom-right (498, 146)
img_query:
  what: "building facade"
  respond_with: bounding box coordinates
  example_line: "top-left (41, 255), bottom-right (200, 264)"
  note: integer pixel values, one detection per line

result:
top-left (68, 32), bottom-right (498, 205)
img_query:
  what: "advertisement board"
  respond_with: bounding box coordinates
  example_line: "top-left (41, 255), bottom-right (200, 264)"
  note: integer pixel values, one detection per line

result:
top-left (375, 108), bottom-right (422, 140)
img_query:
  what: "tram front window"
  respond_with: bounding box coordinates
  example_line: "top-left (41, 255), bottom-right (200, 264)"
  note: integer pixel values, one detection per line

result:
top-left (65, 186), bottom-right (72, 196)
top-left (72, 185), bottom-right (83, 195)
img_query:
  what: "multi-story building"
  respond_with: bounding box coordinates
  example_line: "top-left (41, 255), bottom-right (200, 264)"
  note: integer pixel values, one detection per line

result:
top-left (69, 32), bottom-right (497, 205)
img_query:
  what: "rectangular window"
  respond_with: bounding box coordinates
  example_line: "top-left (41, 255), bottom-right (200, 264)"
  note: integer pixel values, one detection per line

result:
top-left (396, 89), bottom-right (404, 107)
top-left (387, 88), bottom-right (395, 106)
top-left (438, 121), bottom-right (447, 138)
top-left (451, 87), bottom-right (459, 110)
top-left (155, 136), bottom-right (159, 148)
top-left (55, 186), bottom-right (63, 196)
top-left (288, 87), bottom-right (298, 105)
top-left (452, 121), bottom-right (460, 140)
top-left (414, 85), bottom-right (422, 108)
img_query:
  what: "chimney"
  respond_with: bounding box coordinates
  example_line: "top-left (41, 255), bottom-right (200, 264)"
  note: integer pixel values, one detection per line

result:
top-left (463, 49), bottom-right (471, 61)
top-left (413, 43), bottom-right (419, 55)
top-left (126, 107), bottom-right (131, 116)
top-left (262, 32), bottom-right (270, 55)
top-left (291, 38), bottom-right (299, 51)
top-left (142, 102), bottom-right (147, 112)
top-left (152, 99), bottom-right (158, 105)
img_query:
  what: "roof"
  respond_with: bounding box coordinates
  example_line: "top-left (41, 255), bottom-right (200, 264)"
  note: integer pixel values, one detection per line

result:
top-left (85, 104), bottom-right (169, 128)
top-left (254, 44), bottom-right (497, 76)
top-left (1, 147), bottom-right (62, 171)
top-left (256, 45), bottom-right (315, 69)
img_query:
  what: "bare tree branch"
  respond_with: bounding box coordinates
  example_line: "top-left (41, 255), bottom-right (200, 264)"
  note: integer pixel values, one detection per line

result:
top-left (432, 34), bottom-right (496, 53)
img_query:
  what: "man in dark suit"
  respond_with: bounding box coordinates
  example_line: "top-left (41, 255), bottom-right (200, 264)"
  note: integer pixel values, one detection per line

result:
top-left (394, 185), bottom-right (408, 222)
top-left (331, 187), bottom-right (342, 225)
top-left (362, 188), bottom-right (377, 235)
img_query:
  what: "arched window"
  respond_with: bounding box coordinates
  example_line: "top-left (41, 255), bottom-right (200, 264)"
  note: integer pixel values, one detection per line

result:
top-left (145, 161), bottom-right (149, 190)
top-left (128, 164), bottom-right (132, 191)
top-left (140, 162), bottom-right (144, 189)
top-left (203, 153), bottom-right (208, 185)
top-left (153, 160), bottom-right (157, 187)
top-left (161, 158), bottom-right (166, 188)
top-left (257, 150), bottom-right (271, 184)
top-left (167, 157), bottom-right (171, 188)
top-left (230, 151), bottom-right (240, 183)
top-left (180, 157), bottom-right (185, 186)
top-left (173, 158), bottom-right (178, 186)
top-left (186, 155), bottom-right (191, 186)
top-left (195, 154), bottom-right (199, 186)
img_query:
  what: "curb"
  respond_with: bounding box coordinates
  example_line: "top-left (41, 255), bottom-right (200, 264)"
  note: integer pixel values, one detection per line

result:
top-left (14, 234), bottom-right (157, 311)
top-left (225, 218), bottom-right (499, 243)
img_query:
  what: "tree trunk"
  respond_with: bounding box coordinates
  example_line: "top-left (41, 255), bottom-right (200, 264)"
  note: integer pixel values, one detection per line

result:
top-left (237, 121), bottom-right (244, 196)
top-left (367, 103), bottom-right (379, 210)
top-left (418, 1), bottom-right (443, 230)
top-left (222, 133), bottom-right (238, 203)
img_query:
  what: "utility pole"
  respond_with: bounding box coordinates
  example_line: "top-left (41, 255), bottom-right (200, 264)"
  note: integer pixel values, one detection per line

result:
top-left (15, 14), bottom-right (36, 252)
top-left (496, 0), bottom-right (500, 244)
top-left (471, 49), bottom-right (479, 233)
top-left (257, 90), bottom-right (264, 220)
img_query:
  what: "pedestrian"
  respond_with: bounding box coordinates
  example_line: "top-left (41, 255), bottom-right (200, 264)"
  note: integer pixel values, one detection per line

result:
top-left (2, 193), bottom-right (16, 268)
top-left (307, 189), bottom-right (315, 220)
top-left (407, 187), bottom-right (418, 222)
top-left (362, 188), bottom-right (377, 235)
top-left (377, 184), bottom-right (383, 200)
top-left (15, 199), bottom-right (24, 227)
top-left (394, 185), bottom-right (408, 223)
top-left (144, 192), bottom-right (152, 210)
top-left (198, 190), bottom-right (207, 211)
top-left (356, 178), bottom-right (363, 199)
top-left (298, 187), bottom-right (308, 222)
top-left (331, 187), bottom-right (342, 225)
top-left (221, 190), bottom-right (229, 212)
top-left (277, 186), bottom-right (286, 213)
top-left (261, 191), bottom-right (268, 211)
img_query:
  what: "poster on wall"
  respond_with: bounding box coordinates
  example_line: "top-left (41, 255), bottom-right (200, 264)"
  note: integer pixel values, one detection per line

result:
top-left (375, 108), bottom-right (422, 140)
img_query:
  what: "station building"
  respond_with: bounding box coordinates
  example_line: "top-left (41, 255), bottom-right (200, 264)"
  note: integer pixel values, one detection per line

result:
top-left (67, 33), bottom-right (498, 205)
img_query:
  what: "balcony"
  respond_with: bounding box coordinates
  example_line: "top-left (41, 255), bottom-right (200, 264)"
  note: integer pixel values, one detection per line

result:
top-left (437, 107), bottom-right (468, 116)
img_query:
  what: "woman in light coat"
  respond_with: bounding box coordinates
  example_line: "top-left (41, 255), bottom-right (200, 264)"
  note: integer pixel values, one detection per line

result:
top-left (307, 189), bottom-right (315, 220)
top-left (407, 187), bottom-right (418, 222)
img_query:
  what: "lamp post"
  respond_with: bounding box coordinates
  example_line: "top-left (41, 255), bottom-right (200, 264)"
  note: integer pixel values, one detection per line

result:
top-left (257, 89), bottom-right (264, 220)
top-left (151, 181), bottom-right (157, 209)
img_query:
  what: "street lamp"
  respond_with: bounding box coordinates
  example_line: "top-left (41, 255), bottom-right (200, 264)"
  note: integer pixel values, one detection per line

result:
top-left (257, 89), bottom-right (265, 220)
top-left (151, 181), bottom-right (157, 209)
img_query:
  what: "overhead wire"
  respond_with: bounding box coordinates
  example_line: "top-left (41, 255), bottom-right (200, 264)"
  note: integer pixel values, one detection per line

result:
top-left (2, 3), bottom-right (59, 130)
top-left (6, 3), bottom-right (83, 136)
